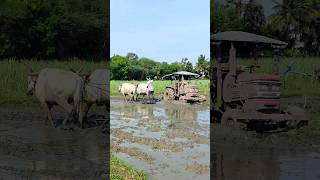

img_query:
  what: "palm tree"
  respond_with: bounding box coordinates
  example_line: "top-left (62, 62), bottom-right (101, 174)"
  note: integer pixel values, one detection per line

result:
top-left (271, 0), bottom-right (315, 35)
top-left (271, 0), bottom-right (317, 50)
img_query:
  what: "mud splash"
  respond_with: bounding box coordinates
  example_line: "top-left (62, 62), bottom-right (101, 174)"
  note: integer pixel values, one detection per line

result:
top-left (111, 98), bottom-right (210, 180)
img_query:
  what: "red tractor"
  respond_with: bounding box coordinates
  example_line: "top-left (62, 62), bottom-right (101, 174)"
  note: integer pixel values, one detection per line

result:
top-left (162, 71), bottom-right (206, 103)
top-left (211, 31), bottom-right (308, 132)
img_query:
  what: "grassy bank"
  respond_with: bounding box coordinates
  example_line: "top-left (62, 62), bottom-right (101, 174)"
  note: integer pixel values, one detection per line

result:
top-left (110, 79), bottom-right (210, 97)
top-left (0, 59), bottom-right (106, 104)
top-left (111, 154), bottom-right (147, 180)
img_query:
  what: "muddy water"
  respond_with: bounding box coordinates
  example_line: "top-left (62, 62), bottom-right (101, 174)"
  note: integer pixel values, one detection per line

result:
top-left (212, 97), bottom-right (320, 180)
top-left (0, 105), bottom-right (108, 179)
top-left (212, 146), bottom-right (320, 180)
top-left (111, 98), bottom-right (210, 180)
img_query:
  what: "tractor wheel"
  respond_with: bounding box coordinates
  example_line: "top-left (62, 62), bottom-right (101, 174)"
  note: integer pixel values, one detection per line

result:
top-left (163, 88), bottom-right (175, 101)
top-left (285, 106), bottom-right (308, 129)
top-left (221, 109), bottom-right (241, 128)
top-left (179, 96), bottom-right (187, 103)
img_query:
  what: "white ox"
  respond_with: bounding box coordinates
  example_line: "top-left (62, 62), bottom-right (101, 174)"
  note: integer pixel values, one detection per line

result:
top-left (119, 83), bottom-right (137, 102)
top-left (136, 79), bottom-right (154, 101)
top-left (27, 68), bottom-right (84, 127)
top-left (81, 69), bottom-right (109, 122)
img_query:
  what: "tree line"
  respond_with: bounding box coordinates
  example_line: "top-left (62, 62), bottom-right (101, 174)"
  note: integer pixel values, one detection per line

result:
top-left (110, 53), bottom-right (209, 80)
top-left (212, 0), bottom-right (320, 56)
top-left (0, 0), bottom-right (109, 60)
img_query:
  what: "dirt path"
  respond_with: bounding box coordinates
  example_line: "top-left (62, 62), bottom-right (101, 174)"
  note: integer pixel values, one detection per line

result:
top-left (0, 105), bottom-right (108, 179)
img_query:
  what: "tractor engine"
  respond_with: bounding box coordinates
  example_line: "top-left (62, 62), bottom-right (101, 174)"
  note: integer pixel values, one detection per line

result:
top-left (238, 73), bottom-right (281, 113)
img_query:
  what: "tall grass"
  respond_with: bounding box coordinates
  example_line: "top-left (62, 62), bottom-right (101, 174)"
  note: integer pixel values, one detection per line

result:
top-left (0, 59), bottom-right (106, 104)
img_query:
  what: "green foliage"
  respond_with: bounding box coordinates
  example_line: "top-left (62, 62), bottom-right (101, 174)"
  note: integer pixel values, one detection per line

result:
top-left (213, 0), bottom-right (320, 56)
top-left (0, 0), bottom-right (108, 60)
top-left (110, 54), bottom-right (208, 80)
top-left (212, 2), bottom-right (243, 33)
top-left (242, 0), bottom-right (265, 33)
top-left (195, 55), bottom-right (210, 78)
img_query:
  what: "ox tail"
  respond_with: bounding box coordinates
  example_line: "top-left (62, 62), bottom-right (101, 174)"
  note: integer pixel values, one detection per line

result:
top-left (134, 84), bottom-right (139, 101)
top-left (75, 79), bottom-right (84, 128)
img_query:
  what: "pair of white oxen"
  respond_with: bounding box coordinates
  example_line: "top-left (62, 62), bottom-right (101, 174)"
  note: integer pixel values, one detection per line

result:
top-left (118, 80), bottom-right (154, 102)
top-left (26, 67), bottom-right (109, 128)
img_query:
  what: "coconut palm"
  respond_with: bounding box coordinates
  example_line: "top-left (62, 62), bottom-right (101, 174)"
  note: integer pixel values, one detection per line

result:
top-left (270, 0), bottom-right (319, 53)
top-left (271, 0), bottom-right (316, 34)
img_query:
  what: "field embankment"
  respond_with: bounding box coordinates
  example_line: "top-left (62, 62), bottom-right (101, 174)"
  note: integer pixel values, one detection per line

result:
top-left (111, 154), bottom-right (147, 180)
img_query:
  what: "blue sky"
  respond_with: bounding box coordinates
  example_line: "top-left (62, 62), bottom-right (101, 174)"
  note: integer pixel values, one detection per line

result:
top-left (110, 0), bottom-right (210, 65)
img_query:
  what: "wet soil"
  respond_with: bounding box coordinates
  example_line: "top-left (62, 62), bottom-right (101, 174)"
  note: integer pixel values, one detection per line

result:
top-left (0, 105), bottom-right (108, 179)
top-left (110, 98), bottom-right (210, 180)
top-left (212, 96), bottom-right (320, 180)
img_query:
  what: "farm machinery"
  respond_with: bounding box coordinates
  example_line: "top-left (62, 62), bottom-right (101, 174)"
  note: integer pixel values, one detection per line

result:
top-left (211, 31), bottom-right (308, 132)
top-left (162, 71), bottom-right (206, 103)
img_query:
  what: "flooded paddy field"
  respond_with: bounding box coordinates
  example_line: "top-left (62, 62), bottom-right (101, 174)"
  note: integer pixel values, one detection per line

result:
top-left (212, 96), bottom-right (320, 180)
top-left (0, 105), bottom-right (108, 179)
top-left (110, 98), bottom-right (210, 180)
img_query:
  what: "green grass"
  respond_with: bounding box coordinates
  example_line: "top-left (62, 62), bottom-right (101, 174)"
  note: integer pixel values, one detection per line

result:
top-left (237, 57), bottom-right (320, 96)
top-left (111, 154), bottom-right (147, 180)
top-left (110, 79), bottom-right (209, 97)
top-left (0, 59), bottom-right (106, 104)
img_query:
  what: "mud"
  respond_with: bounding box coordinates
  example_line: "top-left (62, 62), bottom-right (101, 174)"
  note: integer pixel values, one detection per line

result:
top-left (212, 96), bottom-right (320, 180)
top-left (0, 105), bottom-right (108, 179)
top-left (111, 98), bottom-right (210, 180)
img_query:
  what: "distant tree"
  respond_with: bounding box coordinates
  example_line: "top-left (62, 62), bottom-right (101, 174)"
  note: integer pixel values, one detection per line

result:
top-left (226, 0), bottom-right (245, 16)
top-left (195, 55), bottom-right (209, 78)
top-left (185, 61), bottom-right (193, 72)
top-left (180, 57), bottom-right (193, 72)
top-left (212, 2), bottom-right (243, 33)
top-left (0, 0), bottom-right (108, 60)
top-left (271, 0), bottom-right (319, 53)
top-left (110, 55), bottom-right (131, 80)
top-left (126, 52), bottom-right (139, 61)
top-left (110, 54), bottom-right (209, 80)
top-left (242, 0), bottom-right (266, 33)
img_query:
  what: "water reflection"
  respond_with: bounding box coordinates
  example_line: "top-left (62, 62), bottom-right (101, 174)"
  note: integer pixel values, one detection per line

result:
top-left (119, 104), bottom-right (154, 119)
top-left (110, 99), bottom-right (210, 180)
top-left (114, 101), bottom-right (209, 128)
top-left (212, 147), bottom-right (320, 180)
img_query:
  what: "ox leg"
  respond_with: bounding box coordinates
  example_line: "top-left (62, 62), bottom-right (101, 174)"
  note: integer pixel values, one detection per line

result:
top-left (56, 98), bottom-right (73, 128)
top-left (83, 103), bottom-right (92, 120)
top-left (41, 102), bottom-right (54, 127)
top-left (124, 94), bottom-right (128, 103)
